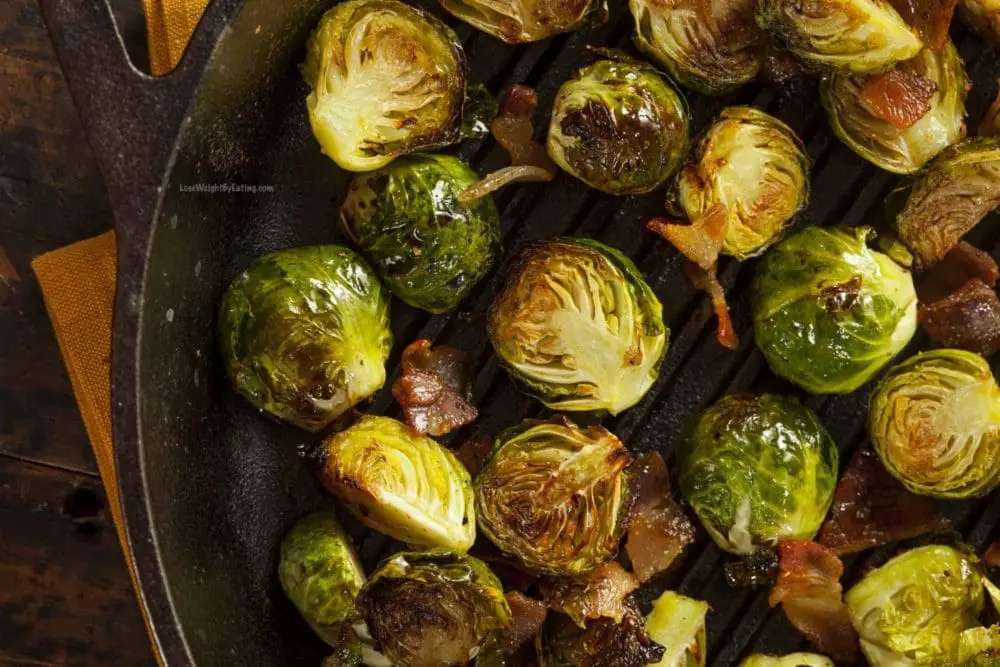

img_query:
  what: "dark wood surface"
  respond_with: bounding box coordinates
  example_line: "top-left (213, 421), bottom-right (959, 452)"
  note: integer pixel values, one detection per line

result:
top-left (0, 0), bottom-right (155, 663)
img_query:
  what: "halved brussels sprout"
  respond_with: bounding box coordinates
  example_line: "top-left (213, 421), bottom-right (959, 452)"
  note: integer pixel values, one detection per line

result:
top-left (752, 226), bottom-right (918, 395)
top-left (675, 106), bottom-right (810, 260)
top-left (846, 545), bottom-right (985, 666)
top-left (821, 41), bottom-right (968, 175)
top-left (488, 238), bottom-right (667, 414)
top-left (278, 512), bottom-right (365, 646)
top-left (439, 0), bottom-right (607, 43)
top-left (319, 415), bottom-right (475, 551)
top-left (959, 0), bottom-right (1000, 43)
top-left (219, 245), bottom-right (391, 432)
top-left (357, 550), bottom-right (511, 667)
top-left (474, 418), bottom-right (634, 575)
top-left (340, 154), bottom-right (501, 313)
top-left (869, 349), bottom-right (1000, 499)
top-left (303, 0), bottom-right (466, 171)
top-left (678, 393), bottom-right (839, 554)
top-left (738, 655), bottom-right (834, 667)
top-left (644, 591), bottom-right (708, 667)
top-left (755, 0), bottom-right (924, 74)
top-left (547, 58), bottom-right (690, 195)
top-left (629, 0), bottom-right (765, 95)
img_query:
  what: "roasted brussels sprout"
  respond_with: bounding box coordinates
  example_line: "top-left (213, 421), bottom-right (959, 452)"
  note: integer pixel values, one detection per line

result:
top-left (644, 591), bottom-right (708, 667)
top-left (488, 238), bottom-right (667, 414)
top-left (357, 550), bottom-right (510, 667)
top-left (821, 41), bottom-right (969, 174)
top-left (439, 0), bottom-right (607, 43)
top-left (869, 349), bottom-right (1000, 499)
top-left (738, 655), bottom-right (834, 667)
top-left (219, 245), bottom-right (391, 432)
top-left (278, 512), bottom-right (365, 646)
top-left (755, 0), bottom-right (923, 74)
top-left (303, 0), bottom-right (467, 171)
top-left (629, 0), bottom-right (765, 95)
top-left (846, 545), bottom-right (985, 666)
top-left (674, 106), bottom-right (810, 260)
top-left (678, 394), bottom-right (839, 555)
top-left (959, 0), bottom-right (1000, 44)
top-left (546, 58), bottom-right (690, 195)
top-left (319, 415), bottom-right (475, 551)
top-left (537, 602), bottom-right (666, 667)
top-left (340, 154), bottom-right (501, 313)
top-left (752, 226), bottom-right (918, 395)
top-left (474, 418), bottom-right (634, 575)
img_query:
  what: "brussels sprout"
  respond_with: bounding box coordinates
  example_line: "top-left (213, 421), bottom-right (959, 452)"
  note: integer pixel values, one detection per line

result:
top-left (319, 415), bottom-right (475, 551)
top-left (629, 0), bottom-right (765, 95)
top-left (846, 545), bottom-right (985, 666)
top-left (752, 226), bottom-right (918, 395)
top-left (546, 58), bottom-right (690, 195)
top-left (678, 393), bottom-right (839, 555)
top-left (869, 349), bottom-right (1000, 499)
top-left (439, 0), bottom-right (607, 43)
top-left (959, 625), bottom-right (1000, 665)
top-left (644, 591), bottom-right (708, 667)
top-left (303, 0), bottom-right (467, 171)
top-left (340, 154), bottom-right (501, 313)
top-left (474, 418), bottom-right (634, 575)
top-left (278, 512), bottom-right (365, 646)
top-left (755, 0), bottom-right (924, 74)
top-left (821, 42), bottom-right (968, 175)
top-left (488, 238), bottom-right (667, 414)
top-left (219, 245), bottom-right (391, 432)
top-left (674, 107), bottom-right (810, 260)
top-left (357, 550), bottom-right (511, 667)
top-left (959, 0), bottom-right (1000, 44)
top-left (738, 655), bottom-right (834, 667)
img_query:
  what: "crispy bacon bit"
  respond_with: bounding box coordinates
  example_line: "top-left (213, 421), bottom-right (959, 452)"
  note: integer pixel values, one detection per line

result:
top-left (860, 65), bottom-right (939, 129)
top-left (819, 447), bottom-right (949, 555)
top-left (890, 0), bottom-right (958, 51)
top-left (918, 241), bottom-right (1000, 303)
top-left (986, 538), bottom-right (1000, 568)
top-left (919, 279), bottom-right (1000, 357)
top-left (569, 603), bottom-right (666, 667)
top-left (453, 434), bottom-right (492, 477)
top-left (981, 80), bottom-right (1000, 137)
top-left (497, 591), bottom-right (548, 654)
top-left (685, 261), bottom-right (739, 350)
top-left (769, 541), bottom-right (859, 662)
top-left (724, 548), bottom-right (780, 589)
top-left (647, 204), bottom-right (728, 270)
top-left (541, 562), bottom-right (639, 628)
top-left (625, 452), bottom-right (696, 583)
top-left (391, 340), bottom-right (477, 436)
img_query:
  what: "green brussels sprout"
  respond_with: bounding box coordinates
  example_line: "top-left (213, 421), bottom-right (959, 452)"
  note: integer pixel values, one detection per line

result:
top-left (303, 0), bottom-right (467, 172)
top-left (675, 106), bottom-right (810, 260)
top-left (752, 226), bottom-right (918, 395)
top-left (546, 58), bottom-right (690, 195)
top-left (869, 349), bottom-right (1000, 499)
top-left (488, 238), bottom-right (667, 414)
top-left (959, 0), bottom-right (1000, 44)
top-left (959, 625), bottom-right (1000, 665)
top-left (644, 591), bottom-right (708, 667)
top-left (678, 393), bottom-right (839, 555)
top-left (340, 154), bottom-right (501, 313)
top-left (439, 0), bottom-right (607, 43)
top-left (357, 550), bottom-right (511, 667)
top-left (629, 0), bottom-right (765, 95)
top-left (278, 512), bottom-right (365, 646)
top-left (319, 415), bottom-right (475, 551)
top-left (219, 245), bottom-right (391, 432)
top-left (474, 418), bottom-right (634, 575)
top-left (738, 655), bottom-right (834, 667)
top-left (755, 0), bottom-right (923, 74)
top-left (821, 41), bottom-right (969, 175)
top-left (846, 545), bottom-right (985, 666)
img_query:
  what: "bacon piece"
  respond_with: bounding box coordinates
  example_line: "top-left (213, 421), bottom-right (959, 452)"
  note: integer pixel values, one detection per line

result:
top-left (453, 434), bottom-right (492, 477)
top-left (685, 261), bottom-right (739, 350)
top-left (498, 591), bottom-right (548, 654)
top-left (889, 0), bottom-right (958, 51)
top-left (918, 241), bottom-right (1000, 303)
top-left (541, 562), bottom-right (638, 629)
top-left (625, 452), bottom-right (696, 583)
top-left (391, 339), bottom-right (478, 436)
top-left (860, 65), bottom-right (939, 129)
top-left (987, 538), bottom-right (1000, 568)
top-left (919, 279), bottom-right (1000, 357)
top-left (569, 602), bottom-right (666, 667)
top-left (647, 204), bottom-right (728, 271)
top-left (769, 541), bottom-right (859, 662)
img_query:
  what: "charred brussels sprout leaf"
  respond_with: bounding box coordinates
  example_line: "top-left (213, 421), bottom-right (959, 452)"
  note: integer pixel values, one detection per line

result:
top-left (678, 394), bottom-right (839, 555)
top-left (869, 349), bottom-right (1000, 499)
top-left (644, 591), bottom-right (709, 667)
top-left (439, 0), bottom-right (607, 43)
top-left (474, 418), bottom-right (634, 575)
top-left (959, 0), bottom-right (1000, 43)
top-left (755, 0), bottom-right (923, 74)
top-left (629, 0), bottom-right (765, 95)
top-left (340, 154), bottom-right (501, 313)
top-left (547, 58), bottom-right (690, 195)
top-left (357, 550), bottom-right (511, 667)
top-left (752, 226), bottom-right (917, 395)
top-left (821, 41), bottom-right (969, 174)
top-left (488, 238), bottom-right (667, 414)
top-left (676, 106), bottom-right (810, 260)
top-left (738, 655), bottom-right (834, 667)
top-left (537, 603), bottom-right (666, 667)
top-left (303, 0), bottom-right (466, 171)
top-left (319, 415), bottom-right (475, 551)
top-left (219, 245), bottom-right (391, 432)
top-left (278, 512), bottom-right (365, 646)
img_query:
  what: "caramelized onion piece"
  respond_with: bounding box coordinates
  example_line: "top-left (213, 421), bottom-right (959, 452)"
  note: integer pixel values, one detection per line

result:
top-left (860, 64), bottom-right (939, 129)
top-left (541, 562), bottom-right (638, 628)
top-left (919, 279), bottom-right (1000, 356)
top-left (889, 0), bottom-right (958, 51)
top-left (647, 204), bottom-right (728, 270)
top-left (499, 591), bottom-right (548, 654)
top-left (987, 538), bottom-right (1000, 568)
top-left (685, 261), bottom-right (739, 350)
top-left (392, 339), bottom-right (478, 436)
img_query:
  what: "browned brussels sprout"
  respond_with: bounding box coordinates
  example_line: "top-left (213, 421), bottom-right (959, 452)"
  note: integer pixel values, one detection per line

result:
top-left (536, 602), bottom-right (666, 667)
top-left (959, 0), bottom-right (1000, 43)
top-left (439, 0), bottom-right (607, 43)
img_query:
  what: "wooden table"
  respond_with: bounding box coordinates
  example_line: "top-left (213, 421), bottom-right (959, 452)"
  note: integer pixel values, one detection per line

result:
top-left (0, 1), bottom-right (155, 664)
